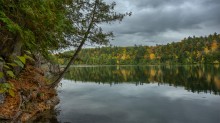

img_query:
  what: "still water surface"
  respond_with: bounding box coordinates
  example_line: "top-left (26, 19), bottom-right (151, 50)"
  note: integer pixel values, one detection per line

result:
top-left (35, 65), bottom-right (220, 123)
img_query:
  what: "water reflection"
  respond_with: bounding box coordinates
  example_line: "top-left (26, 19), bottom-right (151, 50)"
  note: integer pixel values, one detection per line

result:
top-left (56, 81), bottom-right (220, 123)
top-left (32, 65), bottom-right (220, 123)
top-left (64, 65), bottom-right (220, 94)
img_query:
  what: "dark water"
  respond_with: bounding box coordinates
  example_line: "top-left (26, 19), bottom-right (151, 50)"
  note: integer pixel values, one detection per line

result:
top-left (34, 65), bottom-right (220, 123)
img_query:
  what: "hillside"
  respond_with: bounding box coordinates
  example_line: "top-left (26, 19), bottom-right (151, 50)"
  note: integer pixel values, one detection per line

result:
top-left (58, 33), bottom-right (220, 65)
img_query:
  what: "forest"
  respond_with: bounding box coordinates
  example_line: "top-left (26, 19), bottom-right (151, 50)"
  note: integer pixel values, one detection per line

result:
top-left (0, 0), bottom-right (128, 121)
top-left (1, 0), bottom-right (220, 122)
top-left (58, 33), bottom-right (220, 65)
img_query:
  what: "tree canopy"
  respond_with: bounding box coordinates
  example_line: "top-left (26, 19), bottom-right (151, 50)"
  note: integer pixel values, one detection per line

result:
top-left (57, 33), bottom-right (220, 65)
top-left (0, 0), bottom-right (129, 59)
top-left (0, 0), bottom-right (71, 58)
top-left (0, 0), bottom-right (130, 87)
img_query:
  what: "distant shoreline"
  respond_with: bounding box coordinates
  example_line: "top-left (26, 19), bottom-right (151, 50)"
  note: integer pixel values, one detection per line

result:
top-left (60, 63), bottom-right (219, 68)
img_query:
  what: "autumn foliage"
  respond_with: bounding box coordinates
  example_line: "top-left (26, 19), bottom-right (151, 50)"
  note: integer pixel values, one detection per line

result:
top-left (58, 33), bottom-right (220, 65)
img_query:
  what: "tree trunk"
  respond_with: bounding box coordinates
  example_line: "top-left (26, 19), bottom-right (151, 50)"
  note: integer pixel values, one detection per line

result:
top-left (10, 34), bottom-right (23, 75)
top-left (49, 35), bottom-right (87, 88)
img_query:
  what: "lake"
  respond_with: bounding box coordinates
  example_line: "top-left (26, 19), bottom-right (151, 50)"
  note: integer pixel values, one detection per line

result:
top-left (33, 65), bottom-right (220, 123)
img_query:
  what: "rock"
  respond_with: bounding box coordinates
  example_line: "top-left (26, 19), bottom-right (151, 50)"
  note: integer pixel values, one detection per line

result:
top-left (46, 96), bottom-right (60, 106)
top-left (48, 63), bottom-right (61, 74)
top-left (0, 94), bottom-right (5, 104)
top-left (0, 62), bottom-right (5, 104)
top-left (0, 61), bottom-right (5, 83)
top-left (0, 65), bottom-right (60, 121)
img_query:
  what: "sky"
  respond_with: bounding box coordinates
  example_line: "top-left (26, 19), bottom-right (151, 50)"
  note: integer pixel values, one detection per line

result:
top-left (100, 0), bottom-right (220, 46)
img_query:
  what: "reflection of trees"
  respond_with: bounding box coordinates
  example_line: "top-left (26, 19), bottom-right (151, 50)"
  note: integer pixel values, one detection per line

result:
top-left (64, 65), bottom-right (220, 94)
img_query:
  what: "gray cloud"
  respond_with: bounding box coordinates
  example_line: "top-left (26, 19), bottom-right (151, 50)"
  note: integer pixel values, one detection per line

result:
top-left (101, 0), bottom-right (220, 46)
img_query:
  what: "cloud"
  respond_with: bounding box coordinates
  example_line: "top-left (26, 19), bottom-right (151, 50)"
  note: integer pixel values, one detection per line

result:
top-left (101, 0), bottom-right (220, 46)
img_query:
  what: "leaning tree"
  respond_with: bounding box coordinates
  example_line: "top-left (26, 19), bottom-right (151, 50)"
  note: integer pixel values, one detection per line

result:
top-left (51, 0), bottom-right (131, 87)
top-left (0, 0), bottom-right (130, 86)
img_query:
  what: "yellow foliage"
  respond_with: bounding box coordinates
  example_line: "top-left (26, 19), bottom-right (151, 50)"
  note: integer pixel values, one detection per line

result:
top-left (206, 73), bottom-right (211, 83)
top-left (58, 59), bottom-right (64, 64)
top-left (211, 40), bottom-right (218, 52)
top-left (121, 54), bottom-right (130, 60)
top-left (121, 54), bottom-right (126, 60)
top-left (204, 47), bottom-right (209, 54)
top-left (150, 69), bottom-right (156, 76)
top-left (214, 76), bottom-right (220, 90)
top-left (117, 60), bottom-right (120, 64)
top-left (198, 70), bottom-right (203, 78)
top-left (196, 51), bottom-right (201, 58)
top-left (149, 53), bottom-right (155, 60)
top-left (120, 69), bottom-right (131, 81)
top-left (214, 64), bottom-right (219, 69)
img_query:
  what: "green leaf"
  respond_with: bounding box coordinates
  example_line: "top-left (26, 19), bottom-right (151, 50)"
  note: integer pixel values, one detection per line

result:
top-left (6, 71), bottom-right (15, 78)
top-left (24, 54), bottom-right (34, 61)
top-left (10, 83), bottom-right (15, 88)
top-left (0, 57), bottom-right (3, 61)
top-left (25, 50), bottom-right (32, 55)
top-left (0, 72), bottom-right (3, 78)
top-left (17, 56), bottom-right (26, 64)
top-left (3, 65), bottom-right (10, 69)
top-left (8, 89), bottom-right (15, 97)
top-left (7, 63), bottom-right (17, 67)
top-left (0, 88), bottom-right (6, 93)
top-left (40, 93), bottom-right (45, 97)
top-left (14, 60), bottom-right (24, 68)
top-left (3, 83), bottom-right (11, 88)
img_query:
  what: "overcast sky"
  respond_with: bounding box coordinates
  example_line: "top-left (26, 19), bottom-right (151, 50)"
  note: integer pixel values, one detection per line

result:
top-left (100, 0), bottom-right (220, 46)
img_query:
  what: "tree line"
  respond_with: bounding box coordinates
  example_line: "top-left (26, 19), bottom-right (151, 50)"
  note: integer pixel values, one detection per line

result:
top-left (58, 33), bottom-right (220, 65)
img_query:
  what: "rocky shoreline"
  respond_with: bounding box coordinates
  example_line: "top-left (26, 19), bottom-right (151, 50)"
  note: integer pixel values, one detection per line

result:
top-left (0, 65), bottom-right (59, 122)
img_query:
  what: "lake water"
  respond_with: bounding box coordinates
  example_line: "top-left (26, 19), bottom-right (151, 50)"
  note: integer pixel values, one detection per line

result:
top-left (34, 65), bottom-right (220, 123)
